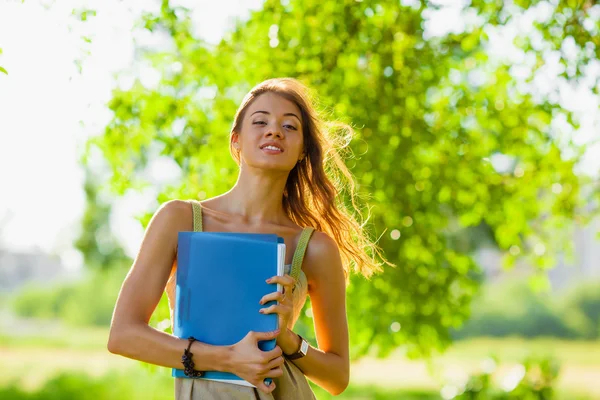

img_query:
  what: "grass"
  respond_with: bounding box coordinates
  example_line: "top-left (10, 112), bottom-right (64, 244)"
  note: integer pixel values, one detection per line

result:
top-left (0, 369), bottom-right (174, 400)
top-left (0, 370), bottom-right (441, 400)
top-left (0, 369), bottom-right (592, 400)
top-left (351, 337), bottom-right (600, 392)
top-left (441, 337), bottom-right (600, 366)
top-left (311, 385), bottom-right (440, 399)
top-left (0, 327), bottom-right (109, 351)
top-left (2, 322), bottom-right (600, 399)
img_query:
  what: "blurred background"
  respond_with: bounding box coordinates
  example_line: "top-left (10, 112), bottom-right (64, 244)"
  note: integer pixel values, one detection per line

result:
top-left (1, 0), bottom-right (599, 399)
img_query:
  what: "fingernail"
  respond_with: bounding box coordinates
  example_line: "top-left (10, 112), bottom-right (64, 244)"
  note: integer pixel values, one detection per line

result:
top-left (266, 278), bottom-right (272, 283)
top-left (259, 309), bottom-right (264, 314)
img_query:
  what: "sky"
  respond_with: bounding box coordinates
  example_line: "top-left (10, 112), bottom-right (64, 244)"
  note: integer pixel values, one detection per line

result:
top-left (0, 0), bottom-right (265, 269)
top-left (0, 0), bottom-right (598, 271)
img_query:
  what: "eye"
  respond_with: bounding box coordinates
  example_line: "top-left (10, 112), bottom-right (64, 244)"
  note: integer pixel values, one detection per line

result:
top-left (253, 121), bottom-right (267, 125)
top-left (284, 125), bottom-right (297, 130)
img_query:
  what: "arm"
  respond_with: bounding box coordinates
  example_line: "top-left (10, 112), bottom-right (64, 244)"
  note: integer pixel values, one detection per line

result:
top-left (280, 232), bottom-right (350, 395)
top-left (106, 200), bottom-right (232, 371)
top-left (107, 200), bottom-right (284, 393)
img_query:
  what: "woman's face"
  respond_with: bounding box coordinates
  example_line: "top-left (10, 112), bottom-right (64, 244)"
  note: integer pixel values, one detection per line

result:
top-left (233, 92), bottom-right (304, 172)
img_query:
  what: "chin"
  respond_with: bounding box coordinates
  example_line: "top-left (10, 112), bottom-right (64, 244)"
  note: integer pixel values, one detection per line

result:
top-left (246, 159), bottom-right (295, 172)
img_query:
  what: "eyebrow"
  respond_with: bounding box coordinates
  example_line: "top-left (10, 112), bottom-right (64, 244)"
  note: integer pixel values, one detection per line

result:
top-left (250, 110), bottom-right (301, 123)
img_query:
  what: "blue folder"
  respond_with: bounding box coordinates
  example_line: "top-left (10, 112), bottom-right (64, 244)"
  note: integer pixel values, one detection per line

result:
top-left (172, 232), bottom-right (286, 386)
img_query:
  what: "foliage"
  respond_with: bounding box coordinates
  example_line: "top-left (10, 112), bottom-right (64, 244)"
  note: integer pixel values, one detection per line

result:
top-left (73, 168), bottom-right (131, 271)
top-left (453, 355), bottom-right (560, 400)
top-left (453, 280), bottom-right (575, 340)
top-left (12, 270), bottom-right (600, 347)
top-left (12, 268), bottom-right (126, 327)
top-left (84, 0), bottom-right (599, 358)
top-left (558, 280), bottom-right (600, 339)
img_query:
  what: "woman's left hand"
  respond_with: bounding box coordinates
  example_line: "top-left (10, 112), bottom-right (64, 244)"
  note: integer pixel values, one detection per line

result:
top-left (259, 274), bottom-right (298, 353)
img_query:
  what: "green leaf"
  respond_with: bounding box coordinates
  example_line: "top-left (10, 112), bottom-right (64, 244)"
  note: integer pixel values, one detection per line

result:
top-left (0, 66), bottom-right (7, 75)
top-left (81, 0), bottom-right (598, 361)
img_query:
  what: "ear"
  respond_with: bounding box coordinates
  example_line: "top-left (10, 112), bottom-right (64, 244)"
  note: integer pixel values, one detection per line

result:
top-left (231, 132), bottom-right (240, 148)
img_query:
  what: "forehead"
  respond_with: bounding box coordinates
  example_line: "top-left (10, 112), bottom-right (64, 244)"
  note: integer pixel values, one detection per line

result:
top-left (247, 92), bottom-right (302, 119)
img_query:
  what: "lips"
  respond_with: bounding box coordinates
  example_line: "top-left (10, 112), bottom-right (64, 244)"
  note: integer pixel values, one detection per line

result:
top-left (260, 142), bottom-right (284, 152)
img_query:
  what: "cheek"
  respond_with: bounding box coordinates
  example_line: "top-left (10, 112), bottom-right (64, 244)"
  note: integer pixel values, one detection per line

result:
top-left (296, 135), bottom-right (305, 153)
top-left (239, 130), bottom-right (260, 146)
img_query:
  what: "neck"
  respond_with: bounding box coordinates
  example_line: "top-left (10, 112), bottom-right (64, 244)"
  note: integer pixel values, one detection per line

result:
top-left (220, 165), bottom-right (290, 225)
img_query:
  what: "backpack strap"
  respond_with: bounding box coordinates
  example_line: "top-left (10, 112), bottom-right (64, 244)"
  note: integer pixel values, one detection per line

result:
top-left (290, 227), bottom-right (315, 283)
top-left (188, 200), bottom-right (203, 232)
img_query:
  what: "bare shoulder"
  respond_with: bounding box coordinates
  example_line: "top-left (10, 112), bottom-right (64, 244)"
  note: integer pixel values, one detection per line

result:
top-left (305, 231), bottom-right (339, 258)
top-left (159, 199), bottom-right (193, 215)
top-left (302, 231), bottom-right (344, 286)
top-left (148, 199), bottom-right (193, 233)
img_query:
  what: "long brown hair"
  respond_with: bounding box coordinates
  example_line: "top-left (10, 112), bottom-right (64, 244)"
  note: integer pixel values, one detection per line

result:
top-left (229, 78), bottom-right (391, 280)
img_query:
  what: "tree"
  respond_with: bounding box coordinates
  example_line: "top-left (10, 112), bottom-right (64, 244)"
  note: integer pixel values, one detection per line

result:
top-left (86, 0), bottom-right (599, 358)
top-left (74, 167), bottom-right (130, 271)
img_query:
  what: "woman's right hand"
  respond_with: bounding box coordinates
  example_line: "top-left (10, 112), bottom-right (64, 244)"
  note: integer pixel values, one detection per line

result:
top-left (227, 329), bottom-right (285, 393)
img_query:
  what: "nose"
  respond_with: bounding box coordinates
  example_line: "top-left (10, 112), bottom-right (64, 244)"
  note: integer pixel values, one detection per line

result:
top-left (266, 125), bottom-right (283, 138)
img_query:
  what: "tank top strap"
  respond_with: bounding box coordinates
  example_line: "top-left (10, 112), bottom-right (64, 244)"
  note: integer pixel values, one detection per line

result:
top-left (290, 227), bottom-right (315, 282)
top-left (188, 200), bottom-right (203, 232)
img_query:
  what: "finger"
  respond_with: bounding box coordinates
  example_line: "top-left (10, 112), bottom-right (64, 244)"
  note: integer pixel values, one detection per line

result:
top-left (266, 275), bottom-right (296, 287)
top-left (258, 380), bottom-right (276, 394)
top-left (259, 291), bottom-right (285, 305)
top-left (265, 356), bottom-right (285, 370)
top-left (259, 304), bottom-right (290, 315)
top-left (250, 329), bottom-right (280, 341)
top-left (282, 283), bottom-right (293, 297)
top-left (282, 280), bottom-right (294, 292)
top-left (266, 366), bottom-right (283, 378)
top-left (263, 345), bottom-right (283, 359)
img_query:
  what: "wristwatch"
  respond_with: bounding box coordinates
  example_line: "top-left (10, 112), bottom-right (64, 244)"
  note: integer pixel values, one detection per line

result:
top-left (286, 334), bottom-right (309, 360)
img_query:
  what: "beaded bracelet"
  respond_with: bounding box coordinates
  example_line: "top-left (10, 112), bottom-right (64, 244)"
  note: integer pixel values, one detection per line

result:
top-left (182, 337), bottom-right (204, 378)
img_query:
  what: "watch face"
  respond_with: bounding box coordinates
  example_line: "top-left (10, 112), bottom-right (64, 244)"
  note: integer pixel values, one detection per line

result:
top-left (300, 339), bottom-right (309, 355)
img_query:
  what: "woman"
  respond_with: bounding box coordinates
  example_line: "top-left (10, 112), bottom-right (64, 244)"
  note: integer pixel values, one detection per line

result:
top-left (107, 78), bottom-right (386, 399)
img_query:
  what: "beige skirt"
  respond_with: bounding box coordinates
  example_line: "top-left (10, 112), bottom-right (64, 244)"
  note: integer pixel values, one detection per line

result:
top-left (175, 359), bottom-right (317, 400)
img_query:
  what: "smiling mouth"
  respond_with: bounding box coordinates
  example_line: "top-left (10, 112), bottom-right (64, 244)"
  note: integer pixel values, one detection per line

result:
top-left (260, 144), bottom-right (284, 153)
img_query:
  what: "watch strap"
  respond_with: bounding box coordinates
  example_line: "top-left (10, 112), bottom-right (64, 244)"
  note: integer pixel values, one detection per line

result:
top-left (286, 334), bottom-right (307, 360)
